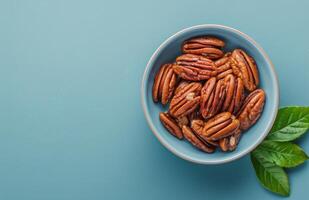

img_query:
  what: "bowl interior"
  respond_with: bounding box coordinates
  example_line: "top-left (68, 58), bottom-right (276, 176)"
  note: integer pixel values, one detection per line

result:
top-left (142, 25), bottom-right (278, 164)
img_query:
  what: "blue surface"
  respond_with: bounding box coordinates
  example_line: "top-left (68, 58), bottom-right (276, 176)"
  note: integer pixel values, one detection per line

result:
top-left (0, 0), bottom-right (308, 199)
top-left (142, 25), bottom-right (279, 164)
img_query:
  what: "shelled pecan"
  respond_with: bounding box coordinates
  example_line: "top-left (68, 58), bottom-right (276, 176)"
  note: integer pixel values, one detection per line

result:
top-left (228, 129), bottom-right (242, 151)
top-left (202, 112), bottom-right (240, 141)
top-left (221, 75), bottom-right (245, 114)
top-left (173, 54), bottom-right (217, 81)
top-left (230, 49), bottom-right (259, 91)
top-left (200, 77), bottom-right (226, 119)
top-left (237, 89), bottom-right (265, 131)
top-left (152, 64), bottom-right (177, 105)
top-left (159, 112), bottom-right (183, 139)
top-left (218, 129), bottom-right (241, 151)
top-left (169, 82), bottom-right (202, 118)
top-left (191, 119), bottom-right (218, 147)
top-left (215, 53), bottom-right (233, 79)
top-left (182, 37), bottom-right (225, 60)
top-left (182, 125), bottom-right (215, 153)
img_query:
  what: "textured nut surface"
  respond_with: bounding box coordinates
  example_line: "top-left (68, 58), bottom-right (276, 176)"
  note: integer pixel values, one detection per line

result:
top-left (228, 129), bottom-right (242, 151)
top-left (152, 64), bottom-right (177, 105)
top-left (218, 137), bottom-right (229, 152)
top-left (228, 77), bottom-right (245, 114)
top-left (200, 77), bottom-right (226, 119)
top-left (215, 53), bottom-right (233, 79)
top-left (221, 75), bottom-right (245, 114)
top-left (169, 82), bottom-right (202, 118)
top-left (176, 116), bottom-right (189, 127)
top-left (219, 129), bottom-right (241, 151)
top-left (230, 49), bottom-right (259, 91)
top-left (173, 54), bottom-right (217, 81)
top-left (221, 74), bottom-right (235, 112)
top-left (191, 120), bottom-right (205, 136)
top-left (182, 37), bottom-right (225, 60)
top-left (237, 89), bottom-right (265, 131)
top-left (159, 112), bottom-right (183, 139)
top-left (202, 112), bottom-right (240, 141)
top-left (182, 126), bottom-right (215, 153)
top-left (191, 120), bottom-right (218, 147)
top-left (174, 81), bottom-right (190, 95)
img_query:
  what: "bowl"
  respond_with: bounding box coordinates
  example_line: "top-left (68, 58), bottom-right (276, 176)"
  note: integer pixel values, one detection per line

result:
top-left (141, 24), bottom-right (279, 164)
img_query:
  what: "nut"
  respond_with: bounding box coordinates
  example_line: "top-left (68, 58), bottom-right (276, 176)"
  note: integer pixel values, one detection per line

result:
top-left (218, 129), bottom-right (241, 151)
top-left (176, 115), bottom-right (189, 127)
top-left (152, 64), bottom-right (177, 105)
top-left (169, 82), bottom-right (202, 118)
top-left (159, 112), bottom-right (183, 139)
top-left (215, 53), bottom-right (233, 79)
top-left (230, 49), bottom-right (259, 91)
top-left (202, 112), bottom-right (240, 141)
top-left (228, 77), bottom-right (245, 114)
top-left (191, 119), bottom-right (204, 135)
top-left (228, 129), bottom-right (242, 151)
top-left (191, 120), bottom-right (218, 147)
top-left (222, 75), bottom-right (245, 114)
top-left (200, 77), bottom-right (226, 119)
top-left (237, 89), bottom-right (265, 131)
top-left (221, 74), bottom-right (235, 112)
top-left (182, 125), bottom-right (215, 153)
top-left (173, 54), bottom-right (217, 81)
top-left (182, 37), bottom-right (225, 60)
top-left (174, 80), bottom-right (190, 95)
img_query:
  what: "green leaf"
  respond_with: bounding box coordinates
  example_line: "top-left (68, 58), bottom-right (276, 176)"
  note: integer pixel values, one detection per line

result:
top-left (267, 106), bottom-right (309, 141)
top-left (251, 152), bottom-right (290, 196)
top-left (254, 141), bottom-right (309, 168)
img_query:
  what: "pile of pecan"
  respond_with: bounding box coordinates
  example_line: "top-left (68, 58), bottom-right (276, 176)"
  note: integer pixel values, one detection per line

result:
top-left (153, 36), bottom-right (265, 153)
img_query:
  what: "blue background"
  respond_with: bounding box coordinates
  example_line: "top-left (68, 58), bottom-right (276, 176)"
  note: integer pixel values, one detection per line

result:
top-left (0, 0), bottom-right (308, 199)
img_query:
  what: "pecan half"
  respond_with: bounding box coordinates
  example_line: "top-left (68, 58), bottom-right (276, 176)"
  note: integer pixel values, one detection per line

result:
top-left (230, 49), bottom-right (259, 91)
top-left (221, 75), bottom-right (245, 114)
top-left (152, 64), bottom-right (177, 105)
top-left (215, 53), bottom-right (233, 79)
top-left (182, 37), bottom-right (225, 60)
top-left (219, 129), bottom-right (241, 151)
top-left (173, 54), bottom-right (217, 81)
top-left (159, 112), bottom-right (183, 139)
top-left (237, 89), bottom-right (265, 131)
top-left (202, 112), bottom-right (240, 141)
top-left (182, 125), bottom-right (215, 153)
top-left (200, 77), bottom-right (226, 119)
top-left (174, 80), bottom-right (190, 95)
top-left (191, 120), bottom-right (218, 147)
top-left (228, 129), bottom-right (242, 151)
top-left (169, 82), bottom-right (202, 118)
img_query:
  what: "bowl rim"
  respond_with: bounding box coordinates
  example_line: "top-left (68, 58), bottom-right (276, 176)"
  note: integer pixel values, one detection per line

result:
top-left (141, 24), bottom-right (279, 165)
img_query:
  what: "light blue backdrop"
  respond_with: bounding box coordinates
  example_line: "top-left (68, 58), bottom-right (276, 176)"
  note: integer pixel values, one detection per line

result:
top-left (0, 0), bottom-right (308, 199)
